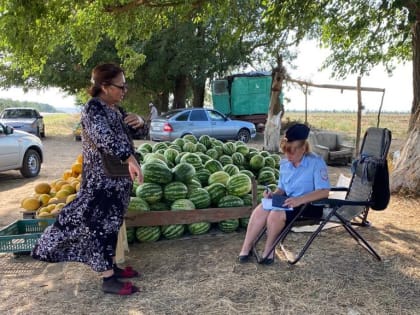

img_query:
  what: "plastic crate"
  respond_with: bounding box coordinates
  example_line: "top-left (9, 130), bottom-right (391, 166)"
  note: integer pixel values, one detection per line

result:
top-left (0, 219), bottom-right (55, 253)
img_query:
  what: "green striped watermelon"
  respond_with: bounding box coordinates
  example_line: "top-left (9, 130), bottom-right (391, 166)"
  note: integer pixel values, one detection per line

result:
top-left (195, 143), bottom-right (207, 153)
top-left (183, 134), bottom-right (198, 143)
top-left (199, 135), bottom-right (212, 149)
top-left (205, 182), bottom-right (227, 206)
top-left (152, 142), bottom-right (168, 152)
top-left (135, 182), bottom-right (163, 204)
top-left (135, 226), bottom-right (161, 242)
top-left (194, 168), bottom-right (211, 186)
top-left (222, 142), bottom-right (236, 155)
top-left (173, 162), bottom-right (196, 184)
top-left (143, 152), bottom-right (168, 165)
top-left (204, 159), bottom-right (223, 174)
top-left (236, 145), bottom-right (250, 156)
top-left (171, 199), bottom-right (196, 211)
top-left (127, 196), bottom-right (150, 212)
top-left (205, 148), bottom-right (219, 160)
top-left (257, 170), bottom-right (276, 185)
top-left (219, 155), bottom-right (233, 166)
top-left (208, 171), bottom-right (230, 186)
top-left (232, 152), bottom-right (245, 166)
top-left (142, 162), bottom-right (173, 184)
top-left (264, 156), bottom-right (276, 168)
top-left (239, 217), bottom-right (250, 229)
top-left (163, 148), bottom-right (179, 164)
top-left (218, 195), bottom-right (245, 208)
top-left (188, 188), bottom-right (211, 209)
top-left (188, 222), bottom-right (211, 235)
top-left (226, 173), bottom-right (252, 197)
top-left (137, 142), bottom-right (153, 153)
top-left (187, 179), bottom-right (202, 194)
top-left (164, 181), bottom-right (188, 202)
top-left (126, 227), bottom-right (136, 243)
top-left (241, 194), bottom-right (253, 206)
top-left (223, 164), bottom-right (240, 176)
top-left (161, 224), bottom-right (185, 239)
top-left (218, 219), bottom-right (239, 233)
top-left (180, 152), bottom-right (203, 170)
top-left (249, 154), bottom-right (265, 171)
top-left (182, 141), bottom-right (196, 152)
top-left (172, 138), bottom-right (185, 148)
top-left (149, 201), bottom-right (170, 211)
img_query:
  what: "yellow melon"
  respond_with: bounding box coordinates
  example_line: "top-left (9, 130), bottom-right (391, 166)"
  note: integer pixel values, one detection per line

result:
top-left (55, 203), bottom-right (66, 210)
top-left (38, 206), bottom-right (51, 214)
top-left (76, 154), bottom-right (83, 164)
top-left (48, 197), bottom-right (60, 205)
top-left (66, 193), bottom-right (77, 204)
top-left (54, 180), bottom-right (69, 191)
top-left (55, 189), bottom-right (71, 199)
top-left (60, 184), bottom-right (76, 194)
top-left (22, 197), bottom-right (41, 211)
top-left (37, 211), bottom-right (53, 218)
top-left (34, 182), bottom-right (51, 194)
top-left (62, 169), bottom-right (73, 180)
top-left (71, 162), bottom-right (83, 175)
top-left (38, 194), bottom-right (51, 206)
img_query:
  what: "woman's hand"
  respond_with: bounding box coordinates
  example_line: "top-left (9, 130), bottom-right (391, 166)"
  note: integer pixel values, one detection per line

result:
top-left (124, 113), bottom-right (144, 129)
top-left (126, 155), bottom-right (143, 184)
top-left (283, 196), bottom-right (305, 208)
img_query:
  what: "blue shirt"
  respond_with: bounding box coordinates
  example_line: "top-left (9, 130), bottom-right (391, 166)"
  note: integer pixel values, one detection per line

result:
top-left (278, 153), bottom-right (330, 197)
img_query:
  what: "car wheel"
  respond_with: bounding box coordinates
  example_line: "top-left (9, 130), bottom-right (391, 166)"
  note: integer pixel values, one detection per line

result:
top-left (20, 149), bottom-right (41, 178)
top-left (237, 129), bottom-right (251, 143)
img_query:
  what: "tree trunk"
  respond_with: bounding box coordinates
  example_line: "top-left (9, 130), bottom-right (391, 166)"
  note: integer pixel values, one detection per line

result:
top-left (173, 74), bottom-right (187, 108)
top-left (264, 56), bottom-right (286, 152)
top-left (191, 79), bottom-right (205, 108)
top-left (390, 17), bottom-right (420, 196)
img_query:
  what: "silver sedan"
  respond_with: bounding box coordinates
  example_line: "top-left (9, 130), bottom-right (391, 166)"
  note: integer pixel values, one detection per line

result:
top-left (150, 108), bottom-right (257, 143)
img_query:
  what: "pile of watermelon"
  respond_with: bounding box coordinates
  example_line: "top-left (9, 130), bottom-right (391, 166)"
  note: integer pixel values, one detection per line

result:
top-left (126, 134), bottom-right (281, 243)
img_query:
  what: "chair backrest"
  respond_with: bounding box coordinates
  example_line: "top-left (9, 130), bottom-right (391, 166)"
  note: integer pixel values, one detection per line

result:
top-left (337, 128), bottom-right (392, 219)
top-left (314, 131), bottom-right (339, 150)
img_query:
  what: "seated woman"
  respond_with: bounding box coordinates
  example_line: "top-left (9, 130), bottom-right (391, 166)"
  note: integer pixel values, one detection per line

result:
top-left (238, 123), bottom-right (330, 265)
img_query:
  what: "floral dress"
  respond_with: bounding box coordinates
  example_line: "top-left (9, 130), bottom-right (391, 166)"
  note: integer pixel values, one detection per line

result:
top-left (32, 98), bottom-right (135, 272)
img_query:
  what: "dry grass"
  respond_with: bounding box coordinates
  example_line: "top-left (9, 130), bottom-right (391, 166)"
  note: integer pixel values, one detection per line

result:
top-left (0, 196), bottom-right (418, 315)
top-left (0, 112), bottom-right (418, 315)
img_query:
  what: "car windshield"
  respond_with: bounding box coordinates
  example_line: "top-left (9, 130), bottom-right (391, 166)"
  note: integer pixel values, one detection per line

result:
top-left (1, 109), bottom-right (36, 119)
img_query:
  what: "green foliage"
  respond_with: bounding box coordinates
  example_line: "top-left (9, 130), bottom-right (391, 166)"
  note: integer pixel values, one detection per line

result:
top-left (0, 98), bottom-right (59, 113)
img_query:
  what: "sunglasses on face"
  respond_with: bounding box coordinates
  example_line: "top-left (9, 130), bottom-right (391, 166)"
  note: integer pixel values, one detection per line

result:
top-left (110, 83), bottom-right (128, 91)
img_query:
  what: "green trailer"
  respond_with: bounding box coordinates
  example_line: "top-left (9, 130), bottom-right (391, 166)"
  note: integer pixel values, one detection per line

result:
top-left (211, 72), bottom-right (276, 128)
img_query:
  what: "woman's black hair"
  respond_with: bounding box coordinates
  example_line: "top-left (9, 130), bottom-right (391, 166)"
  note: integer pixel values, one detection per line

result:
top-left (88, 63), bottom-right (124, 97)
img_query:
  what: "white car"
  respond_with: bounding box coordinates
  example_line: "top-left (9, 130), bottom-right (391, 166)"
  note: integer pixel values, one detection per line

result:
top-left (0, 122), bottom-right (44, 177)
top-left (0, 107), bottom-right (45, 138)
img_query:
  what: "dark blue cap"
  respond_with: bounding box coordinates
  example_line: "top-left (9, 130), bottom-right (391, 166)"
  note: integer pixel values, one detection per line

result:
top-left (285, 123), bottom-right (310, 142)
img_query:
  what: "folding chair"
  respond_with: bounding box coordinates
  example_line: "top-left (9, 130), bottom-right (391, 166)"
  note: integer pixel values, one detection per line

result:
top-left (252, 127), bottom-right (392, 265)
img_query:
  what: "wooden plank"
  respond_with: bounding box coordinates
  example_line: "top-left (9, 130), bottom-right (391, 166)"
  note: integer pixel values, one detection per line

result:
top-left (125, 206), bottom-right (253, 227)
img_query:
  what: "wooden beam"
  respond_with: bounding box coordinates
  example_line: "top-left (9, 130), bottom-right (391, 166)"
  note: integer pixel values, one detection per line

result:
top-left (287, 78), bottom-right (385, 93)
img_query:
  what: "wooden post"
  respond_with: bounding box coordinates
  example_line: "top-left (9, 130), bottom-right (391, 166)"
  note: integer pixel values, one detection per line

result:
top-left (356, 76), bottom-right (362, 157)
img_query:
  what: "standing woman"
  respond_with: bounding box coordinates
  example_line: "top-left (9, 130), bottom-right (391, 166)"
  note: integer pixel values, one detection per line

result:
top-left (238, 124), bottom-right (330, 265)
top-left (32, 63), bottom-right (144, 295)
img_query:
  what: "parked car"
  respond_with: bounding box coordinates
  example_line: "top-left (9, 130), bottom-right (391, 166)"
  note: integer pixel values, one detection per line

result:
top-left (0, 122), bottom-right (44, 177)
top-left (150, 108), bottom-right (257, 143)
top-left (0, 107), bottom-right (45, 138)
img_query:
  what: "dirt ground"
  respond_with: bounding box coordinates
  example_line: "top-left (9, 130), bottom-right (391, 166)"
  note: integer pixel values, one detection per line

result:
top-left (0, 134), bottom-right (419, 315)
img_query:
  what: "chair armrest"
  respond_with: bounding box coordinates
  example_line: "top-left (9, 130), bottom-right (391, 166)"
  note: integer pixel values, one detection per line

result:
top-left (338, 144), bottom-right (354, 151)
top-left (314, 144), bottom-right (329, 151)
top-left (311, 198), bottom-right (371, 207)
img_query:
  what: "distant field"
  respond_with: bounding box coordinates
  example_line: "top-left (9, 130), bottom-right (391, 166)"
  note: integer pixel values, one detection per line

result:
top-left (43, 111), bottom-right (410, 145)
top-left (43, 113), bottom-right (80, 137)
top-left (283, 112), bottom-right (409, 142)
